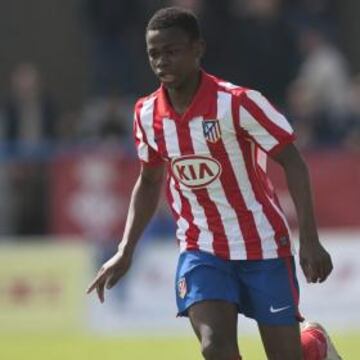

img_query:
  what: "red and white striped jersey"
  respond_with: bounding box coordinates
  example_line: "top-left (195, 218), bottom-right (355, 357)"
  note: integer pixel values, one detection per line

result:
top-left (134, 71), bottom-right (296, 260)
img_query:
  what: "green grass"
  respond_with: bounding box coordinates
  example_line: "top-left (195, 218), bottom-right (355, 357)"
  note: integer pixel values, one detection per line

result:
top-left (0, 331), bottom-right (358, 359)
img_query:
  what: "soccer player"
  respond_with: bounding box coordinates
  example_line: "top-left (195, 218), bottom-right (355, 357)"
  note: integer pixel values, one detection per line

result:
top-left (87, 7), bottom-right (342, 360)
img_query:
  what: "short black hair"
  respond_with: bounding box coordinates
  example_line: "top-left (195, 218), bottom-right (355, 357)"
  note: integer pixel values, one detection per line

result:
top-left (146, 7), bottom-right (201, 40)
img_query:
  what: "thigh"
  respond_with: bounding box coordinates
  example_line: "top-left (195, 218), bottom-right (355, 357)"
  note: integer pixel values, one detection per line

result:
top-left (188, 300), bottom-right (240, 358)
top-left (258, 323), bottom-right (302, 360)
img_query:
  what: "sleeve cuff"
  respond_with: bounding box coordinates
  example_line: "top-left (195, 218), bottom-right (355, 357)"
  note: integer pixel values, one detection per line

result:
top-left (268, 134), bottom-right (296, 156)
top-left (140, 159), bottom-right (165, 167)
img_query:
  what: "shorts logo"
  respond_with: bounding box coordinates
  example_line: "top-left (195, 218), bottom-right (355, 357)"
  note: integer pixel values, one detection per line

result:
top-left (171, 155), bottom-right (222, 189)
top-left (270, 305), bottom-right (291, 313)
top-left (178, 277), bottom-right (187, 299)
top-left (202, 119), bottom-right (222, 143)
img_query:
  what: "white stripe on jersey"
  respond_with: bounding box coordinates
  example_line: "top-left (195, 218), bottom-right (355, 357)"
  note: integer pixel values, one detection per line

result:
top-left (168, 177), bottom-right (189, 253)
top-left (163, 118), bottom-right (178, 156)
top-left (139, 97), bottom-right (158, 151)
top-left (218, 81), bottom-right (240, 90)
top-left (135, 115), bottom-right (149, 162)
top-left (246, 90), bottom-right (294, 134)
top-left (256, 147), bottom-right (268, 172)
top-left (188, 116), bottom-right (246, 259)
top-left (163, 117), bottom-right (214, 254)
top-left (240, 106), bottom-right (279, 152)
top-left (163, 118), bottom-right (179, 158)
top-left (218, 91), bottom-right (278, 259)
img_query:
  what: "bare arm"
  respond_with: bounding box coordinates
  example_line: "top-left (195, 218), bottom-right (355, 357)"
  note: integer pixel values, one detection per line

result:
top-left (119, 163), bottom-right (165, 257)
top-left (273, 144), bottom-right (333, 283)
top-left (87, 163), bottom-right (165, 302)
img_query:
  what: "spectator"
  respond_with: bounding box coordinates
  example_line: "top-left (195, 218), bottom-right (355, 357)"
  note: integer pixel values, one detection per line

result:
top-left (56, 110), bottom-right (82, 145)
top-left (80, 0), bottom-right (144, 96)
top-left (0, 63), bottom-right (57, 236)
top-left (202, 0), bottom-right (300, 107)
top-left (288, 22), bottom-right (350, 147)
top-left (168, 0), bottom-right (203, 12)
top-left (1, 63), bottom-right (58, 151)
top-left (344, 74), bottom-right (360, 150)
top-left (284, 0), bottom-right (338, 28)
top-left (77, 95), bottom-right (132, 147)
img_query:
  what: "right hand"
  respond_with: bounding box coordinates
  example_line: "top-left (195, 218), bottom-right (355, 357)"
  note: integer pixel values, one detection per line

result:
top-left (299, 239), bottom-right (333, 284)
top-left (86, 250), bottom-right (132, 303)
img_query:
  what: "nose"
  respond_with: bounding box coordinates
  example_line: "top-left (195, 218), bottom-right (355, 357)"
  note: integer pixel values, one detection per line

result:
top-left (156, 54), bottom-right (170, 68)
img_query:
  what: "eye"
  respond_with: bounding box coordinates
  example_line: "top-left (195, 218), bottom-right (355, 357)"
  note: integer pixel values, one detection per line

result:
top-left (148, 51), bottom-right (159, 60)
top-left (167, 48), bottom-right (181, 56)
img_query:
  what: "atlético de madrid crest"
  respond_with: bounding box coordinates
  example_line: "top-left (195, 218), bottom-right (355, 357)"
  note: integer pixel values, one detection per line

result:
top-left (202, 119), bottom-right (222, 143)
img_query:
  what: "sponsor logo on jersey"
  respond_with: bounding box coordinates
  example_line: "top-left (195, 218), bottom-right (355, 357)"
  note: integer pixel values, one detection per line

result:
top-left (202, 119), bottom-right (222, 143)
top-left (178, 277), bottom-right (187, 299)
top-left (171, 155), bottom-right (222, 189)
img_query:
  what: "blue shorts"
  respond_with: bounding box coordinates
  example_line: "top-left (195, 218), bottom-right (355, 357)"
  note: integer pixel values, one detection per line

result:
top-left (175, 250), bottom-right (302, 325)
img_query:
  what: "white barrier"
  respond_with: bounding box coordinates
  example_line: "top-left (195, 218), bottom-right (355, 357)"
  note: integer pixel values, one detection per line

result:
top-left (0, 232), bottom-right (357, 334)
top-left (0, 240), bottom-right (91, 332)
top-left (299, 230), bottom-right (360, 331)
top-left (87, 230), bottom-right (360, 334)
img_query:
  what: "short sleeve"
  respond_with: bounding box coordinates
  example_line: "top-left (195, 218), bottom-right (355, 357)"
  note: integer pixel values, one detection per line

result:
top-left (133, 101), bottom-right (164, 166)
top-left (238, 90), bottom-right (295, 156)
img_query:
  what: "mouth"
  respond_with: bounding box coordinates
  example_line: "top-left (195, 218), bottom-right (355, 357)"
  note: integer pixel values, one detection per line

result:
top-left (157, 71), bottom-right (177, 84)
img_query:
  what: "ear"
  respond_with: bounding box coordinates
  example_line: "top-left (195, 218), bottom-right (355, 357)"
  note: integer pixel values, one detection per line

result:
top-left (193, 39), bottom-right (206, 61)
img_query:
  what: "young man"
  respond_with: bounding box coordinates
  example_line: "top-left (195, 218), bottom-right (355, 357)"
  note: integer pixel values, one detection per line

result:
top-left (87, 7), bottom-right (342, 360)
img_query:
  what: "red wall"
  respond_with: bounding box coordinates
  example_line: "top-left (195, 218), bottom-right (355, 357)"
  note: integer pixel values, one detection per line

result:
top-left (269, 150), bottom-right (360, 228)
top-left (50, 149), bottom-right (360, 238)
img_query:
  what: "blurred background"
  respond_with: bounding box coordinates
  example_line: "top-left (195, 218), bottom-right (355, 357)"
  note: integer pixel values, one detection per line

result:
top-left (0, 0), bottom-right (359, 359)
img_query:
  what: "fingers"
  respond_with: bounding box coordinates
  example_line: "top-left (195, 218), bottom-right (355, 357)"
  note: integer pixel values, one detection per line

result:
top-left (86, 267), bottom-right (108, 303)
top-left (301, 256), bottom-right (333, 283)
top-left (301, 261), bottom-right (316, 283)
top-left (96, 277), bottom-right (107, 303)
top-left (106, 274), bottom-right (117, 289)
top-left (314, 253), bottom-right (333, 283)
top-left (86, 268), bottom-right (104, 294)
top-left (106, 268), bottom-right (125, 289)
top-left (318, 255), bottom-right (333, 283)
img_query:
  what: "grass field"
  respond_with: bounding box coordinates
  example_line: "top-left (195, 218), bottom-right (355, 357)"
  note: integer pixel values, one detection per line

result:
top-left (0, 331), bottom-right (358, 359)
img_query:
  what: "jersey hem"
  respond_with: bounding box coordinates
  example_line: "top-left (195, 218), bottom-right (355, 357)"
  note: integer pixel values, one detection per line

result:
top-left (140, 159), bottom-right (165, 167)
top-left (179, 247), bottom-right (295, 261)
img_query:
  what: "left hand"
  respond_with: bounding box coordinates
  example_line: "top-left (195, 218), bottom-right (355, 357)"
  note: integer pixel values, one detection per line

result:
top-left (299, 240), bottom-right (333, 283)
top-left (86, 250), bottom-right (132, 303)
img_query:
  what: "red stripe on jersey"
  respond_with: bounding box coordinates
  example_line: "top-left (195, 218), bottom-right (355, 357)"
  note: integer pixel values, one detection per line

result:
top-left (153, 98), bottom-right (168, 158)
top-left (174, 119), bottom-right (229, 258)
top-left (232, 97), bottom-right (291, 257)
top-left (194, 187), bottom-right (230, 258)
top-left (284, 257), bottom-right (304, 322)
top-left (241, 92), bottom-right (292, 141)
top-left (165, 178), bottom-right (177, 221)
top-left (207, 134), bottom-right (263, 260)
top-left (178, 187), bottom-right (201, 252)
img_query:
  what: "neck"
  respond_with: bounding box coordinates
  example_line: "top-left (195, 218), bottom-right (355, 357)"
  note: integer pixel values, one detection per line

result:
top-left (166, 70), bottom-right (201, 115)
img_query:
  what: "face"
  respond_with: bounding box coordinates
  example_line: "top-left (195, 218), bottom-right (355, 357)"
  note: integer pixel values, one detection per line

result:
top-left (146, 27), bottom-right (204, 89)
